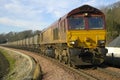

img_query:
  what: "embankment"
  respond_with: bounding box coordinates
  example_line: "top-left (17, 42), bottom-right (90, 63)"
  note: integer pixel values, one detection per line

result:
top-left (0, 46), bottom-right (42, 80)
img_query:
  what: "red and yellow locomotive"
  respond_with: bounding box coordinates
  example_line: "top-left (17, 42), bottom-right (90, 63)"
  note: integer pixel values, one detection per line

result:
top-left (40, 5), bottom-right (107, 66)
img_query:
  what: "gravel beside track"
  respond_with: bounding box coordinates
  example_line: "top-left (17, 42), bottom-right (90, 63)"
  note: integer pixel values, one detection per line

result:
top-left (105, 67), bottom-right (120, 74)
top-left (0, 46), bottom-right (37, 80)
top-left (97, 67), bottom-right (120, 78)
top-left (79, 67), bottom-right (120, 80)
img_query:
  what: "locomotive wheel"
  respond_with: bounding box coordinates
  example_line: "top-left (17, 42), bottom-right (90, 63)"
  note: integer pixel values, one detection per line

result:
top-left (59, 54), bottom-right (62, 62)
top-left (55, 49), bottom-right (59, 59)
top-left (67, 48), bottom-right (77, 68)
top-left (67, 57), bottom-right (72, 67)
top-left (98, 48), bottom-right (108, 56)
top-left (62, 50), bottom-right (67, 64)
top-left (92, 48), bottom-right (106, 65)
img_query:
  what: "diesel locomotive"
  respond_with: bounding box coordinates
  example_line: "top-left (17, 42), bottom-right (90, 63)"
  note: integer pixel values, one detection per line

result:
top-left (3, 5), bottom-right (108, 67)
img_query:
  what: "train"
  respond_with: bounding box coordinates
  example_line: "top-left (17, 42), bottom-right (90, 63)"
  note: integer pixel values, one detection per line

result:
top-left (2, 5), bottom-right (108, 67)
top-left (106, 35), bottom-right (120, 67)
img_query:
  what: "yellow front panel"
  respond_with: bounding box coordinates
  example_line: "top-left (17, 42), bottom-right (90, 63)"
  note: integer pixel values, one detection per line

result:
top-left (67, 30), bottom-right (106, 48)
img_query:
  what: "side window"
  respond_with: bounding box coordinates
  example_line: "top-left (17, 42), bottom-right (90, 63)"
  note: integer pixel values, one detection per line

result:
top-left (53, 28), bottom-right (59, 40)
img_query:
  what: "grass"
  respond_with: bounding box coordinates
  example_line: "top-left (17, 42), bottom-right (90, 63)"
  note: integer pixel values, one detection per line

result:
top-left (0, 48), bottom-right (16, 72)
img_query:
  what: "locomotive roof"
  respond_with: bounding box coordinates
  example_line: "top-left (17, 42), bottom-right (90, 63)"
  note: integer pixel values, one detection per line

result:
top-left (67, 5), bottom-right (103, 17)
top-left (61, 5), bottom-right (104, 20)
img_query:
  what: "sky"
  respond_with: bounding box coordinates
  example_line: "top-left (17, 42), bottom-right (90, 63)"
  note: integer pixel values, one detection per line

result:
top-left (0, 0), bottom-right (119, 34)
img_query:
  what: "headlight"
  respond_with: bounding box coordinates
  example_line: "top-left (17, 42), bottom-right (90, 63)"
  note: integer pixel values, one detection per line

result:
top-left (70, 41), bottom-right (75, 45)
top-left (99, 40), bottom-right (105, 44)
top-left (69, 40), bottom-right (78, 47)
top-left (98, 40), bottom-right (105, 46)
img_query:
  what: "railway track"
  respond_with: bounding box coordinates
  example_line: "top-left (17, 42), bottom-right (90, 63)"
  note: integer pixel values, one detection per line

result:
top-left (41, 54), bottom-right (98, 80)
top-left (77, 67), bottom-right (120, 80)
top-left (45, 54), bottom-right (120, 80)
top-left (34, 52), bottom-right (120, 80)
top-left (97, 67), bottom-right (120, 78)
top-left (22, 51), bottom-right (120, 80)
top-left (5, 47), bottom-right (120, 80)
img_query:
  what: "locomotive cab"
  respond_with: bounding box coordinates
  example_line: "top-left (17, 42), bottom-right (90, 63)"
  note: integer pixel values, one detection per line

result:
top-left (67, 14), bottom-right (106, 48)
